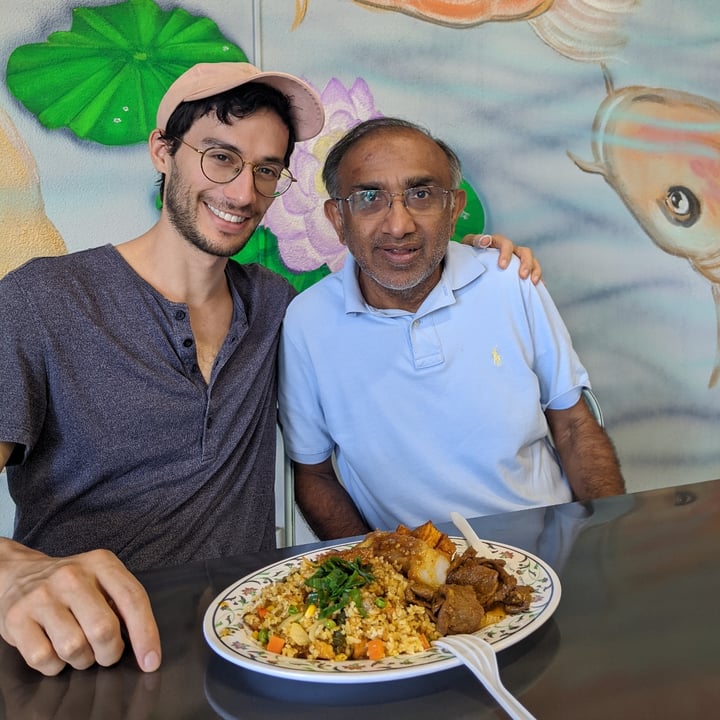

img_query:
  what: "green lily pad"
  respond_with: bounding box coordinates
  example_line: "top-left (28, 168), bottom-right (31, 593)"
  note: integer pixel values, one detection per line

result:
top-left (233, 226), bottom-right (331, 293)
top-left (452, 178), bottom-right (486, 242)
top-left (6, 0), bottom-right (247, 145)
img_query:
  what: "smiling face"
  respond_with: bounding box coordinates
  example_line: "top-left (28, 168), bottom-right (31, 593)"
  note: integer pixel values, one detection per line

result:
top-left (158, 109), bottom-right (289, 258)
top-left (324, 128), bottom-right (466, 311)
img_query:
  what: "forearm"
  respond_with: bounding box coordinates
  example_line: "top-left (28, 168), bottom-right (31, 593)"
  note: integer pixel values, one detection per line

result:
top-left (559, 430), bottom-right (625, 500)
top-left (293, 459), bottom-right (372, 541)
top-left (547, 404), bottom-right (625, 501)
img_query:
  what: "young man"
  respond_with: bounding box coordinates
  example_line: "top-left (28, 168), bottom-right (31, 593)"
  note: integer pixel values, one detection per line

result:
top-left (0, 61), bottom-right (328, 677)
top-left (278, 117), bottom-right (625, 541)
top-left (0, 64), bottom-right (537, 676)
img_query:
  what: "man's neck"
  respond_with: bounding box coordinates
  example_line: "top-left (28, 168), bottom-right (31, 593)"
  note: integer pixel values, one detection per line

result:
top-left (116, 225), bottom-right (235, 383)
top-left (115, 225), bottom-right (230, 306)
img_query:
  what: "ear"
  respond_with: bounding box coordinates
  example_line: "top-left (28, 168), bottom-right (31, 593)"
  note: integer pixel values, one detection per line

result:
top-left (324, 198), bottom-right (347, 246)
top-left (149, 130), bottom-right (172, 174)
top-left (451, 188), bottom-right (467, 226)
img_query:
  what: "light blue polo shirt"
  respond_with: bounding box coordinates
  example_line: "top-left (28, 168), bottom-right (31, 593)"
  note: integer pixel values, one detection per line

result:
top-left (279, 243), bottom-right (589, 531)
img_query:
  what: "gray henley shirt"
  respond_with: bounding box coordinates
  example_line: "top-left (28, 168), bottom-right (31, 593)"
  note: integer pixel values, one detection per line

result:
top-left (0, 245), bottom-right (295, 571)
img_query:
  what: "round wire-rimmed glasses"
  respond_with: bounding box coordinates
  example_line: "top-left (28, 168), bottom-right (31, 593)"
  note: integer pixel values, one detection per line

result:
top-left (334, 186), bottom-right (454, 218)
top-left (176, 138), bottom-right (296, 197)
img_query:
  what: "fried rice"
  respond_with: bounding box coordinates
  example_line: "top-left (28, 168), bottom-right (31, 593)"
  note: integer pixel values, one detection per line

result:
top-left (243, 553), bottom-right (439, 661)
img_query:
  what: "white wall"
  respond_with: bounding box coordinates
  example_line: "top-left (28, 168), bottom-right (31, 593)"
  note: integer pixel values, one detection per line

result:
top-left (0, 472), bottom-right (12, 538)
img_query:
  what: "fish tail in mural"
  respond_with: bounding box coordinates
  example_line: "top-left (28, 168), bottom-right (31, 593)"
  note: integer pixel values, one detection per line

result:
top-left (529, 0), bottom-right (641, 62)
top-left (0, 105), bottom-right (66, 279)
top-left (293, 0), bottom-right (310, 29)
top-left (570, 65), bottom-right (720, 387)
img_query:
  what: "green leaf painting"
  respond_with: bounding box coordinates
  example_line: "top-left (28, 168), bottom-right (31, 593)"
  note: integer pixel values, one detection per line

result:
top-left (452, 179), bottom-right (486, 242)
top-left (233, 226), bottom-right (331, 293)
top-left (6, 0), bottom-right (247, 145)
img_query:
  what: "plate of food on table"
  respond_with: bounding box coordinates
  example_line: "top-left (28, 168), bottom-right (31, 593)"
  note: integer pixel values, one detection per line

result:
top-left (203, 521), bottom-right (561, 683)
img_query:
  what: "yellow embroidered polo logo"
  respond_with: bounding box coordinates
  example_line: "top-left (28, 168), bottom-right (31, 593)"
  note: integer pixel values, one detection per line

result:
top-left (492, 347), bottom-right (502, 366)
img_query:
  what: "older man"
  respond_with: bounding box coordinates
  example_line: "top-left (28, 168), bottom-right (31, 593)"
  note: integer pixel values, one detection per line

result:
top-left (279, 117), bottom-right (625, 541)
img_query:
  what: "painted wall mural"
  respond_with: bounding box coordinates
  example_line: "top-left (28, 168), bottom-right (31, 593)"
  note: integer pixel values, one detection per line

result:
top-left (1, 0), bottom-right (720, 495)
top-left (0, 105), bottom-right (65, 277)
top-left (6, 0), bottom-right (247, 145)
top-left (570, 67), bottom-right (720, 388)
top-left (302, 0), bottom-right (640, 63)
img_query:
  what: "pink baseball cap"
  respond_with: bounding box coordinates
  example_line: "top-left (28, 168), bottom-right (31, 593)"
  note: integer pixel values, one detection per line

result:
top-left (156, 62), bottom-right (325, 141)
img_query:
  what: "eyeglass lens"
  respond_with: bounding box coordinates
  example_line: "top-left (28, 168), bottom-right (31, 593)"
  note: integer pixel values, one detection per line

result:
top-left (201, 147), bottom-right (293, 197)
top-left (346, 186), bottom-right (449, 217)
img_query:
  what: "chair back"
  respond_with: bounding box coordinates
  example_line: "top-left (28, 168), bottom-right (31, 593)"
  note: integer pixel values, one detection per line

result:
top-left (582, 387), bottom-right (604, 427)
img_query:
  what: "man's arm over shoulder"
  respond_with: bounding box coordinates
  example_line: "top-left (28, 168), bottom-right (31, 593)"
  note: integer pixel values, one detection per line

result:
top-left (461, 232), bottom-right (543, 284)
top-left (545, 397), bottom-right (625, 501)
top-left (293, 458), bottom-right (371, 541)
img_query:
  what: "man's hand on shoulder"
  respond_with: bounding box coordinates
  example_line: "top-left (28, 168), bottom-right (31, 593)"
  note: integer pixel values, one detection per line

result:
top-left (461, 233), bottom-right (543, 285)
top-left (0, 539), bottom-right (161, 676)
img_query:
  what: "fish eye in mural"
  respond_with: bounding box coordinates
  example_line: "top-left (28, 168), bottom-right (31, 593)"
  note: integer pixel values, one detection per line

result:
top-left (5, 0), bottom-right (247, 146)
top-left (294, 0), bottom-right (641, 62)
top-left (569, 66), bottom-right (720, 388)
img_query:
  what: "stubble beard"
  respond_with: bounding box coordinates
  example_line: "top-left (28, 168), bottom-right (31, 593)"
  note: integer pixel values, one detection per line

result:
top-left (164, 174), bottom-right (255, 258)
top-left (350, 215), bottom-right (453, 298)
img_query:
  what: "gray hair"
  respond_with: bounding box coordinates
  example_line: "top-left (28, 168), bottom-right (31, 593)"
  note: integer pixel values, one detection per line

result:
top-left (322, 117), bottom-right (463, 197)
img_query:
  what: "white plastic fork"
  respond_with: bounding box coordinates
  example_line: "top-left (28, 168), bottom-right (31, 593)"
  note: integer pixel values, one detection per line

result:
top-left (433, 633), bottom-right (536, 720)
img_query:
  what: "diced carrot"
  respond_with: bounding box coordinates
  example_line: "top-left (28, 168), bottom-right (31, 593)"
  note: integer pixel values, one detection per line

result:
top-left (266, 635), bottom-right (286, 654)
top-left (366, 638), bottom-right (385, 660)
top-left (419, 633), bottom-right (430, 650)
top-left (257, 606), bottom-right (268, 619)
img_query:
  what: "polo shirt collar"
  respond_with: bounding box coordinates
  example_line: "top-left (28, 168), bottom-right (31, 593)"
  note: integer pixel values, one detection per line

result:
top-left (342, 242), bottom-right (488, 316)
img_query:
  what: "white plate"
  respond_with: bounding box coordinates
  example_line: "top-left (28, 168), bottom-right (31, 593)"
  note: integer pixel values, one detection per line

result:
top-left (202, 537), bottom-right (561, 684)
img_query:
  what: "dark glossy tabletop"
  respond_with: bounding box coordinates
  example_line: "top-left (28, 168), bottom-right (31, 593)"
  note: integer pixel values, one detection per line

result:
top-left (2, 479), bottom-right (719, 719)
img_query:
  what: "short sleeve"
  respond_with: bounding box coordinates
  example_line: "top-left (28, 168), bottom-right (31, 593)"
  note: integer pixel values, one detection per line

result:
top-left (0, 270), bottom-right (48, 460)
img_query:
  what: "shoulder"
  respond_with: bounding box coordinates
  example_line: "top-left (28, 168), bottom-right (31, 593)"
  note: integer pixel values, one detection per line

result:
top-left (227, 259), bottom-right (294, 293)
top-left (1, 246), bottom-right (114, 293)
top-left (284, 271), bottom-right (342, 319)
top-left (226, 260), bottom-right (297, 314)
top-left (5, 245), bottom-right (108, 273)
top-left (446, 242), bottom-right (524, 294)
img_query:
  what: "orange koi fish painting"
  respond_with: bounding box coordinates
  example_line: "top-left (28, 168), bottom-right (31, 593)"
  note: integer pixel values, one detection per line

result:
top-left (294, 0), bottom-right (640, 62)
top-left (354, 0), bottom-right (554, 25)
top-left (570, 68), bottom-right (720, 387)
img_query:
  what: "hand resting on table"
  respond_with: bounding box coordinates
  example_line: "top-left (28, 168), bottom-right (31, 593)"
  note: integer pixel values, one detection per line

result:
top-left (0, 535), bottom-right (161, 676)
